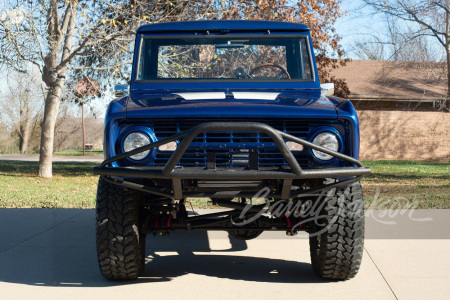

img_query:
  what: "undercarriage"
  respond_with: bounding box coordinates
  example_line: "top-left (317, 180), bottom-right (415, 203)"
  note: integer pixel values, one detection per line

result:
top-left (141, 198), bottom-right (312, 239)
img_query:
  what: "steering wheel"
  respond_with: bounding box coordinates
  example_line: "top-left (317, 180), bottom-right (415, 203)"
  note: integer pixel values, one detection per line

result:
top-left (249, 63), bottom-right (291, 79)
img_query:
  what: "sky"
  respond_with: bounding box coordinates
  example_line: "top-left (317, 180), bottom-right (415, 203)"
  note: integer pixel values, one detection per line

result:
top-left (334, 0), bottom-right (445, 60)
top-left (334, 0), bottom-right (386, 59)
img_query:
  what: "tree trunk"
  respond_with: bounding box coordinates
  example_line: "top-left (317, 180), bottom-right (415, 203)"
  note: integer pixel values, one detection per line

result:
top-left (447, 0), bottom-right (450, 111)
top-left (19, 120), bottom-right (31, 154)
top-left (38, 3), bottom-right (76, 178)
top-left (447, 45), bottom-right (450, 110)
top-left (19, 94), bottom-right (31, 154)
top-left (82, 100), bottom-right (85, 156)
top-left (38, 77), bottom-right (65, 178)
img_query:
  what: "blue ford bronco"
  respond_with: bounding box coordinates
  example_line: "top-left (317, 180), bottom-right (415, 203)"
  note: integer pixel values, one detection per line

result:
top-left (93, 20), bottom-right (371, 281)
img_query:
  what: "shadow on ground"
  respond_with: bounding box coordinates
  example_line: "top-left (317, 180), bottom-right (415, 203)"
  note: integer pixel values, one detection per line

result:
top-left (0, 227), bottom-right (321, 287)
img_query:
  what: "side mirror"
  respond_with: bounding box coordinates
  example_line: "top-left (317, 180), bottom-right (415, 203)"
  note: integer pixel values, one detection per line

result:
top-left (114, 84), bottom-right (129, 97)
top-left (320, 83), bottom-right (335, 96)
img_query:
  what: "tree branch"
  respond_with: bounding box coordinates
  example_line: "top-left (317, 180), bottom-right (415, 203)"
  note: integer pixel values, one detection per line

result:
top-left (55, 22), bottom-right (106, 73)
top-left (58, 3), bottom-right (76, 73)
top-left (68, 61), bottom-right (132, 70)
top-left (52, 0), bottom-right (60, 38)
top-left (55, 3), bottom-right (73, 54)
top-left (399, 2), bottom-right (446, 47)
top-left (431, 1), bottom-right (450, 14)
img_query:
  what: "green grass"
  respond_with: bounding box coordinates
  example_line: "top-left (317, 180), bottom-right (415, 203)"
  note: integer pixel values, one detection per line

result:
top-left (361, 160), bottom-right (449, 209)
top-left (0, 161), bottom-right (98, 208)
top-left (0, 160), bottom-right (448, 209)
top-left (54, 150), bottom-right (103, 156)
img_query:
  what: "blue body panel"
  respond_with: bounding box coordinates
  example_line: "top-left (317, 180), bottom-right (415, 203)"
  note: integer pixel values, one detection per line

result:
top-left (126, 91), bottom-right (337, 119)
top-left (137, 20), bottom-right (310, 33)
top-left (103, 20), bottom-right (361, 170)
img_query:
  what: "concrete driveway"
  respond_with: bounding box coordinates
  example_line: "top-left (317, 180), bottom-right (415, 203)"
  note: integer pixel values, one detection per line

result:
top-left (0, 209), bottom-right (449, 300)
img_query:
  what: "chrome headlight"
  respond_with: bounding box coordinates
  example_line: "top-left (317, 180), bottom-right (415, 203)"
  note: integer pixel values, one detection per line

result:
top-left (311, 132), bottom-right (339, 161)
top-left (123, 132), bottom-right (151, 160)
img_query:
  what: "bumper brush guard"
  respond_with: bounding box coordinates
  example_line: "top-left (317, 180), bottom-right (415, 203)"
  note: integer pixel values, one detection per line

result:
top-left (93, 122), bottom-right (371, 199)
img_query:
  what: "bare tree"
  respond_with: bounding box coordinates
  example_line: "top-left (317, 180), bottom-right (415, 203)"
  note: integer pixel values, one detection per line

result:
top-left (0, 0), bottom-right (215, 177)
top-left (53, 100), bottom-right (102, 152)
top-left (0, 68), bottom-right (44, 154)
top-left (353, 36), bottom-right (386, 60)
top-left (352, 13), bottom-right (444, 62)
top-left (361, 0), bottom-right (450, 107)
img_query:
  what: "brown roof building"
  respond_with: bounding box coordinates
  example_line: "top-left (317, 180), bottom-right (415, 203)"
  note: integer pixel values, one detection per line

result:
top-left (330, 60), bottom-right (449, 161)
top-left (331, 60), bottom-right (448, 110)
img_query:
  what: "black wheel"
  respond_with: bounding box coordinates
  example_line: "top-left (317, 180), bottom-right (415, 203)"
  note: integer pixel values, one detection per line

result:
top-left (309, 181), bottom-right (365, 280)
top-left (95, 177), bottom-right (146, 280)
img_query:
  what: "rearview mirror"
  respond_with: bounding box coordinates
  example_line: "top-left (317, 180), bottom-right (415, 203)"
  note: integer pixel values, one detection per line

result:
top-left (320, 83), bottom-right (335, 96)
top-left (215, 41), bottom-right (245, 49)
top-left (114, 84), bottom-right (129, 97)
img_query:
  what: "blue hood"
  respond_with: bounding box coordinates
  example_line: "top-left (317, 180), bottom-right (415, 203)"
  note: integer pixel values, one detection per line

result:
top-left (126, 90), bottom-right (337, 119)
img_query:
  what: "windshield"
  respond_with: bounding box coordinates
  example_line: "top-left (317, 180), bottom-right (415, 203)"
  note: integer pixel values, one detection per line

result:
top-left (136, 36), bottom-right (313, 81)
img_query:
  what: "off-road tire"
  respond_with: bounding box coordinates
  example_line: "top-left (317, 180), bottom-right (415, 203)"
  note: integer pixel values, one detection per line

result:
top-left (96, 177), bottom-right (146, 280)
top-left (309, 181), bottom-right (364, 280)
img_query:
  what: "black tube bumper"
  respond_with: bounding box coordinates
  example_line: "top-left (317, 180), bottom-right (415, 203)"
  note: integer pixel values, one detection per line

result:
top-left (93, 122), bottom-right (371, 199)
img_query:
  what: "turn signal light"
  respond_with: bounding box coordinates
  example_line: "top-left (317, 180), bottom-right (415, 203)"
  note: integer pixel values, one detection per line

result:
top-left (286, 141), bottom-right (303, 152)
top-left (158, 141), bottom-right (177, 152)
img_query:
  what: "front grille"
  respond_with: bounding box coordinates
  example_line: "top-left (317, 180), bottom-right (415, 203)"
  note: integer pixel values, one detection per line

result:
top-left (149, 120), bottom-right (312, 168)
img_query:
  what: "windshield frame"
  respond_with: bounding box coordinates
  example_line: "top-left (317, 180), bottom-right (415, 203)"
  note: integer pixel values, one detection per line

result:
top-left (133, 34), bottom-right (316, 84)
